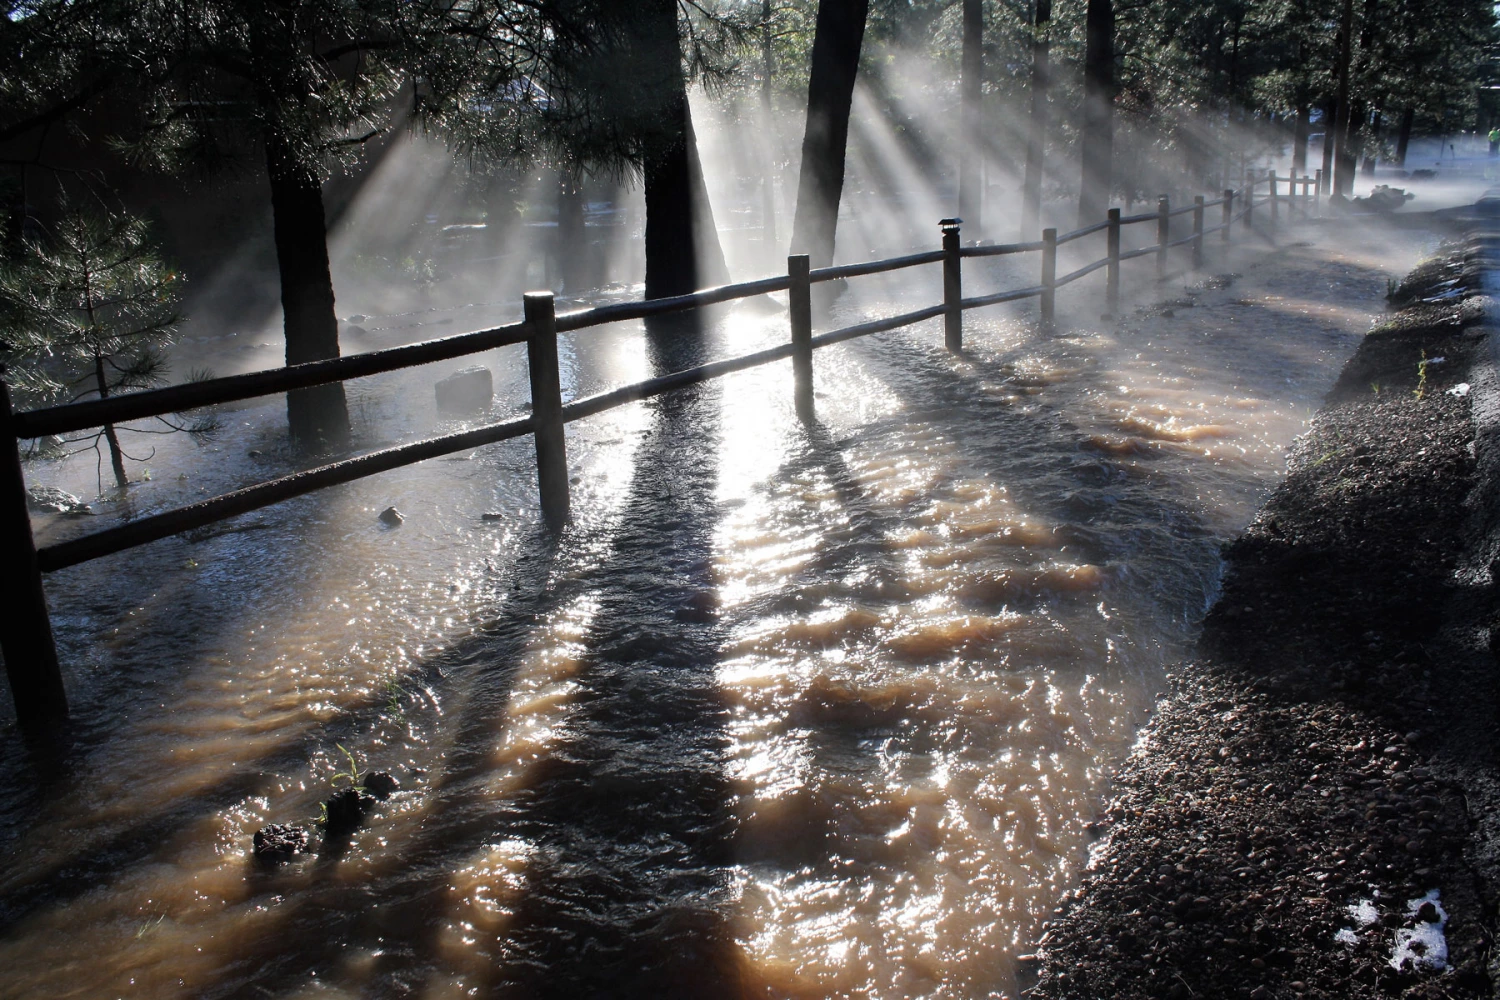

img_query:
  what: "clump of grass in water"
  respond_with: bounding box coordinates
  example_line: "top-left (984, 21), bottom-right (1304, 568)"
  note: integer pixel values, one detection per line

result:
top-left (1371, 382), bottom-right (1381, 396)
top-left (1415, 351), bottom-right (1429, 401)
top-left (330, 743), bottom-right (362, 787)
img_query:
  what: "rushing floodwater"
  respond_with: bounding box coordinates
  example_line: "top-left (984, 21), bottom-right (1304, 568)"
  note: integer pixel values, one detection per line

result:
top-left (0, 220), bottom-right (1427, 999)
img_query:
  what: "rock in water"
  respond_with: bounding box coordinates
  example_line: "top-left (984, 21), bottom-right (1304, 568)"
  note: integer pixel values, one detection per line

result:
top-left (26, 486), bottom-right (91, 515)
top-left (253, 824), bottom-right (310, 863)
top-left (379, 506), bottom-right (404, 526)
top-left (362, 771), bottom-right (399, 799)
top-left (1353, 184), bottom-right (1415, 213)
top-left (435, 366), bottom-right (493, 415)
top-left (321, 788), bottom-right (374, 840)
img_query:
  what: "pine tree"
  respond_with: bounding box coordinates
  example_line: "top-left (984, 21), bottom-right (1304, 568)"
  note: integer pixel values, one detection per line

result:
top-left (0, 209), bottom-right (214, 491)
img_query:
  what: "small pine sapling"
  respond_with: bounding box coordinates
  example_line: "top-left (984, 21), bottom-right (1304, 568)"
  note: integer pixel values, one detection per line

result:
top-left (0, 209), bottom-right (217, 490)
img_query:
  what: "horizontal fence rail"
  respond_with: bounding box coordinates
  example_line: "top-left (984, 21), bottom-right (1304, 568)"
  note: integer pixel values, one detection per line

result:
top-left (0, 175), bottom-right (1317, 726)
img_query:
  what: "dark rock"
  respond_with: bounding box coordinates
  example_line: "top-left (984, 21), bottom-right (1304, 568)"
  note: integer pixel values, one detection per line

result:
top-left (435, 365), bottom-right (493, 415)
top-left (362, 771), bottom-right (399, 799)
top-left (26, 486), bottom-right (91, 515)
top-left (253, 823), bottom-right (310, 862)
top-left (379, 506), bottom-right (404, 526)
top-left (322, 788), bottom-right (374, 840)
top-left (481, 512), bottom-right (504, 521)
top-left (1351, 185), bottom-right (1415, 214)
top-left (1416, 901), bottom-right (1440, 923)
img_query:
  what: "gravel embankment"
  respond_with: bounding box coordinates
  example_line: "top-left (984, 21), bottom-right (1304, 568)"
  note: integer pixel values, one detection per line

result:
top-left (1030, 234), bottom-right (1500, 1000)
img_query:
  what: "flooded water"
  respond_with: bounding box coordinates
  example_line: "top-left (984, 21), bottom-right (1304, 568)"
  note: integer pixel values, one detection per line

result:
top-left (0, 219), bottom-right (1429, 998)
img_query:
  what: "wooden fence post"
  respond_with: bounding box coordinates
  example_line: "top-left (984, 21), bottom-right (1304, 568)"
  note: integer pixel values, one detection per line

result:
top-left (0, 372), bottom-right (68, 726)
top-left (1222, 189), bottom-right (1234, 244)
top-left (1040, 227), bottom-right (1057, 325)
top-left (1192, 195), bottom-right (1205, 271)
top-left (524, 292), bottom-right (569, 531)
top-left (1314, 169), bottom-right (1323, 216)
top-left (941, 219), bottom-right (963, 352)
top-left (1245, 175), bottom-right (1255, 232)
top-left (1268, 169), bottom-right (1279, 235)
top-left (1106, 208), bottom-right (1121, 318)
top-left (1156, 196), bottom-right (1170, 279)
top-left (789, 254), bottom-right (814, 418)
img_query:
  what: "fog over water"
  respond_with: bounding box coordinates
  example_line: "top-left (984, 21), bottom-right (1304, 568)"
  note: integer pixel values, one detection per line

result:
top-left (0, 62), bottom-right (1482, 998)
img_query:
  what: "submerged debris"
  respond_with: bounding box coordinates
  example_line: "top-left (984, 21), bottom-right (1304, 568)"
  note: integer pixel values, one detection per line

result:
top-left (1352, 185), bottom-right (1415, 214)
top-left (362, 771), bottom-right (399, 799)
top-left (252, 824), bottom-right (310, 863)
top-left (25, 486), bottom-right (92, 515)
top-left (321, 788), bottom-right (376, 841)
top-left (435, 365), bottom-right (493, 415)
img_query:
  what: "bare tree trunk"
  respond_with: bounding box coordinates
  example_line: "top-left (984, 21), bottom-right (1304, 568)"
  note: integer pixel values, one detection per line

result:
top-left (790, 0), bottom-right (870, 269)
top-left (1321, 98), bottom-right (1336, 190)
top-left (760, 0), bottom-right (778, 263)
top-left (1021, 0), bottom-right (1051, 238)
top-left (1293, 102), bottom-right (1310, 171)
top-left (1396, 105), bottom-right (1414, 166)
top-left (641, 0), bottom-right (728, 302)
top-left (959, 0), bottom-right (983, 231)
top-left (1077, 0), bottom-right (1114, 226)
top-left (644, 104), bottom-right (727, 299)
top-left (557, 171), bottom-right (587, 294)
top-left (265, 129), bottom-right (350, 450)
top-left (1361, 107), bottom-right (1382, 176)
top-left (94, 353), bottom-right (128, 489)
top-left (1332, 0), bottom-right (1355, 198)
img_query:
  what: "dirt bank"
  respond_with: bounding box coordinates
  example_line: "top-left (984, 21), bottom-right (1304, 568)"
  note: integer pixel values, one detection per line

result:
top-left (1029, 234), bottom-right (1500, 999)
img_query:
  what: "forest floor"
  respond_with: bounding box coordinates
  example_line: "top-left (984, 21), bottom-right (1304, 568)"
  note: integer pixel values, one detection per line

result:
top-left (1028, 227), bottom-right (1500, 999)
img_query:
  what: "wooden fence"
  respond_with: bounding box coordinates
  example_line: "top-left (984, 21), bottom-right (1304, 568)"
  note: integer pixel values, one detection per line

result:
top-left (0, 168), bottom-right (1322, 726)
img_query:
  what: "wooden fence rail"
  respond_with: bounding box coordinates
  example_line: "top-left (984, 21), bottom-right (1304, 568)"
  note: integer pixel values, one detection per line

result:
top-left (0, 173), bottom-right (1309, 726)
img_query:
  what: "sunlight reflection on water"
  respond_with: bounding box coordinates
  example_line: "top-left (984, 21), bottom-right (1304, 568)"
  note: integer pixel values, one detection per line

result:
top-left (0, 224), bottom-right (1428, 998)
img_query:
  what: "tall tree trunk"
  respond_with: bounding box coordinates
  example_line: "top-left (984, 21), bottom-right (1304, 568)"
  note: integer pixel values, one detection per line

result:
top-left (557, 171), bottom-right (587, 293)
top-left (959, 0), bottom-right (983, 231)
top-left (1321, 98), bottom-right (1336, 190)
top-left (1332, 0), bottom-right (1355, 198)
top-left (1342, 101), bottom-right (1365, 192)
top-left (760, 0), bottom-right (778, 263)
top-left (1077, 0), bottom-right (1114, 227)
top-left (641, 0), bottom-right (728, 303)
top-left (265, 130), bottom-right (350, 449)
top-left (1361, 107), bottom-right (1382, 176)
top-left (644, 102), bottom-right (728, 300)
top-left (790, 0), bottom-right (870, 269)
top-left (1293, 102), bottom-right (1310, 171)
top-left (1396, 105), bottom-right (1415, 166)
top-left (1021, 0), bottom-right (1051, 238)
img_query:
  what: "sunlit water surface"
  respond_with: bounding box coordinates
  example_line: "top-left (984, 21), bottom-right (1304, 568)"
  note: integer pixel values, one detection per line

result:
top-left (0, 222), bottom-right (1428, 998)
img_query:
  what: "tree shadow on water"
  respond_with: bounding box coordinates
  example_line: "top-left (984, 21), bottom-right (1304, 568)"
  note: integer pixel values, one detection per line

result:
top-left (476, 323), bottom-right (743, 998)
top-left (164, 317), bottom-right (751, 999)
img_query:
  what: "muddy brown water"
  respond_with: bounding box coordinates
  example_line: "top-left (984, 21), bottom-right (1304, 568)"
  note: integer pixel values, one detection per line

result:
top-left (0, 223), bottom-right (1429, 998)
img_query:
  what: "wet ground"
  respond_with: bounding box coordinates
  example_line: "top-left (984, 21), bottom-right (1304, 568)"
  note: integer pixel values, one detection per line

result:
top-left (0, 217), bottom-right (1434, 998)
